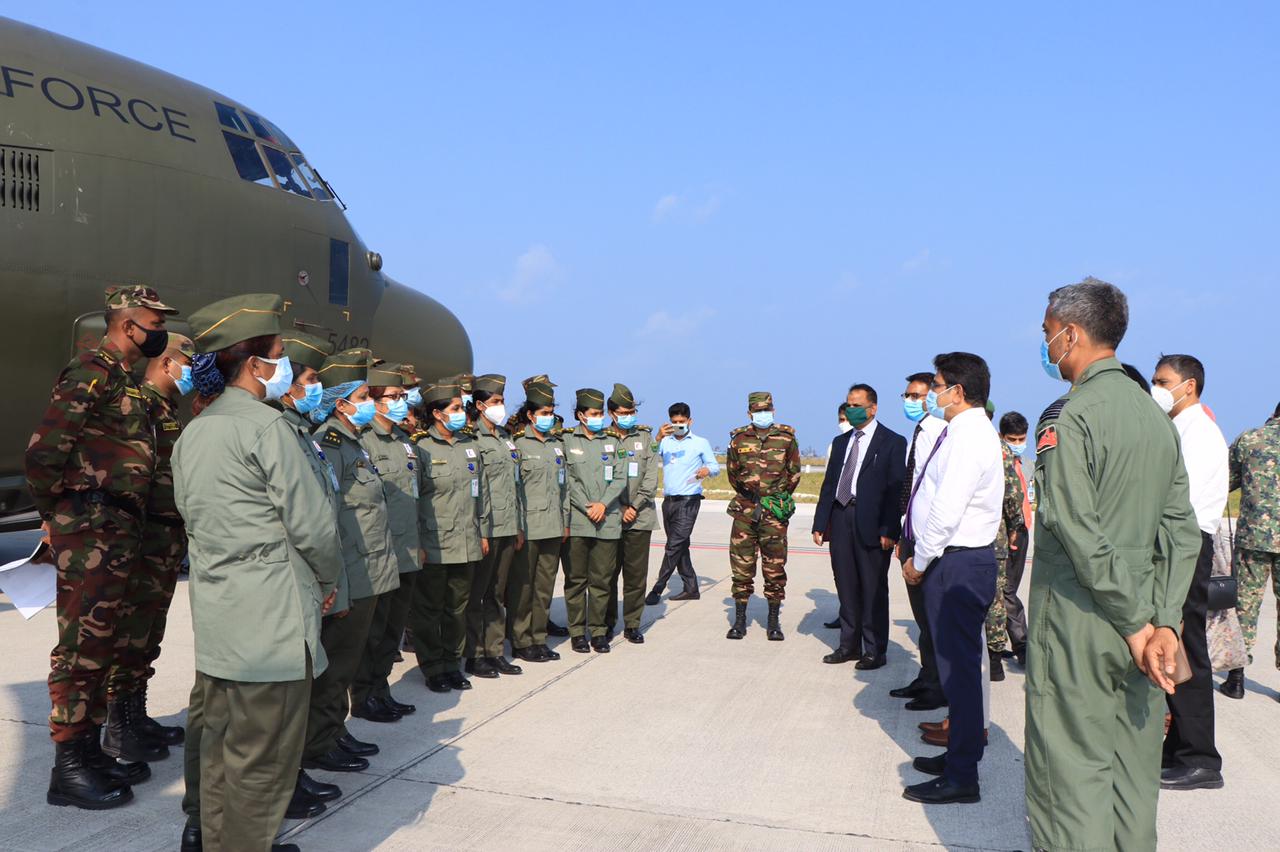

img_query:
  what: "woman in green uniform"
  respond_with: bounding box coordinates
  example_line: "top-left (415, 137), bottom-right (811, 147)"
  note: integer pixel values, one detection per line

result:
top-left (511, 381), bottom-right (570, 662)
top-left (408, 382), bottom-right (491, 692)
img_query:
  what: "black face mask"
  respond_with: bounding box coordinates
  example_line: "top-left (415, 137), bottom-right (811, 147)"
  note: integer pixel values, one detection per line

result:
top-left (130, 323), bottom-right (169, 358)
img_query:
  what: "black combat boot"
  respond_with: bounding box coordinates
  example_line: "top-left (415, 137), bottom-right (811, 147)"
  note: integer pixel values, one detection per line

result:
top-left (103, 695), bottom-right (169, 763)
top-left (726, 601), bottom-right (748, 640)
top-left (84, 725), bottom-right (150, 786)
top-left (766, 602), bottom-right (784, 641)
top-left (989, 651), bottom-right (1005, 682)
top-left (133, 685), bottom-right (185, 745)
top-left (1220, 667), bottom-right (1245, 699)
top-left (47, 733), bottom-right (135, 809)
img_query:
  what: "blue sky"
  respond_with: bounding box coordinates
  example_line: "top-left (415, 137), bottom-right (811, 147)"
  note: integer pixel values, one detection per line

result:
top-left (21, 3), bottom-right (1279, 453)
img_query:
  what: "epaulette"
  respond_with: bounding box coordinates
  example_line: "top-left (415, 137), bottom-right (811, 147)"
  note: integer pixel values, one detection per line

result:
top-left (730, 425), bottom-right (751, 438)
top-left (321, 429), bottom-right (344, 447)
top-left (775, 424), bottom-right (795, 435)
top-left (459, 426), bottom-right (477, 438)
top-left (605, 426), bottom-right (625, 439)
top-left (635, 424), bottom-right (652, 433)
top-left (410, 430), bottom-right (431, 444)
top-left (510, 426), bottom-right (527, 439)
top-left (1037, 398), bottom-right (1068, 427)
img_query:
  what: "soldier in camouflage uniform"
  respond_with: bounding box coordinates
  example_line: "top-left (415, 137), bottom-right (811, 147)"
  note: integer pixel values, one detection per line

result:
top-left (26, 284), bottom-right (176, 809)
top-left (982, 404), bottom-right (1030, 683)
top-left (725, 391), bottom-right (801, 642)
top-left (1221, 403), bottom-right (1280, 699)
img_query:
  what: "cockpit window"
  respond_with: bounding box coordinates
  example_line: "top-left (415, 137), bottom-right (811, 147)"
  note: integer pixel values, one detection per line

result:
top-left (215, 102), bottom-right (249, 134)
top-left (216, 102), bottom-right (331, 201)
top-left (292, 155), bottom-right (331, 201)
top-left (262, 147), bottom-right (313, 199)
top-left (222, 132), bottom-right (274, 188)
top-left (244, 111), bottom-right (295, 151)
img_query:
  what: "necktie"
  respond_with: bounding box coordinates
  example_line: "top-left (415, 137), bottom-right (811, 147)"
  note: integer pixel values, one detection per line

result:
top-left (900, 423), bottom-right (923, 513)
top-left (1015, 458), bottom-right (1032, 530)
top-left (902, 426), bottom-right (948, 541)
top-left (835, 429), bottom-right (864, 506)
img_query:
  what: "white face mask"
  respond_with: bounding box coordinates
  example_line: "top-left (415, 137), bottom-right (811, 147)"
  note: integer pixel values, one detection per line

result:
top-left (1151, 379), bottom-right (1190, 414)
top-left (838, 422), bottom-right (853, 434)
top-left (482, 404), bottom-right (507, 426)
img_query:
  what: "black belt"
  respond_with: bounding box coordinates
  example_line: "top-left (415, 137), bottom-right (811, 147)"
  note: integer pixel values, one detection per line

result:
top-left (665, 494), bottom-right (702, 502)
top-left (70, 490), bottom-right (143, 519)
top-left (943, 543), bottom-right (994, 555)
top-left (149, 514), bottom-right (184, 528)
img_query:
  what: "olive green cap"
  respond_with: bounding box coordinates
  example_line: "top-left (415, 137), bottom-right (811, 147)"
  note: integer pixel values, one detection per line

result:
top-left (167, 334), bottom-right (195, 359)
top-left (748, 391), bottom-right (773, 408)
top-left (455, 373), bottom-right (475, 393)
top-left (985, 399), bottom-right (996, 419)
top-left (422, 382), bottom-right (460, 405)
top-left (369, 360), bottom-right (407, 388)
top-left (399, 363), bottom-right (417, 379)
top-left (281, 329), bottom-right (336, 372)
top-left (526, 381), bottom-right (555, 408)
top-left (188, 293), bottom-right (284, 353)
top-left (317, 348), bottom-right (371, 386)
top-left (475, 373), bottom-right (506, 395)
top-left (576, 387), bottom-right (605, 409)
top-left (609, 383), bottom-right (635, 408)
top-left (522, 373), bottom-right (556, 390)
top-left (105, 284), bottom-right (177, 314)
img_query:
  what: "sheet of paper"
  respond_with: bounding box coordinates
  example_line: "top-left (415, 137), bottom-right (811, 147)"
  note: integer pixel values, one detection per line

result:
top-left (0, 541), bottom-right (55, 619)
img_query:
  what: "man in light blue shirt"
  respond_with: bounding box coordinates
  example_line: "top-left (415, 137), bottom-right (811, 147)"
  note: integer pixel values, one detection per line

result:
top-left (646, 402), bottom-right (720, 604)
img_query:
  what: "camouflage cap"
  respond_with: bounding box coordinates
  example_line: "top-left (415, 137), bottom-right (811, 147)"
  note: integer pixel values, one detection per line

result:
top-left (422, 382), bottom-right (461, 405)
top-left (317, 348), bottom-right (371, 386)
top-left (281, 329), bottom-right (336, 373)
top-left (576, 387), bottom-right (605, 409)
top-left (167, 333), bottom-right (196, 359)
top-left (526, 381), bottom-right (555, 408)
top-left (105, 284), bottom-right (177, 314)
top-left (475, 373), bottom-right (506, 395)
top-left (188, 293), bottom-right (284, 353)
top-left (748, 391), bottom-right (773, 408)
top-left (609, 383), bottom-right (635, 409)
top-left (522, 373), bottom-right (556, 390)
top-left (368, 360), bottom-right (407, 388)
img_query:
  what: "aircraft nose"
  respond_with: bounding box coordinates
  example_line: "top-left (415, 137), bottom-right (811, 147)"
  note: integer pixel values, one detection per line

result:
top-left (371, 276), bottom-right (472, 381)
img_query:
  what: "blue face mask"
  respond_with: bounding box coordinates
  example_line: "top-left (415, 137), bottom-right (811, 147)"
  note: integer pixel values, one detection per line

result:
top-left (346, 399), bottom-right (376, 427)
top-left (406, 387), bottom-right (422, 408)
top-left (926, 387), bottom-right (953, 420)
top-left (534, 414), bottom-right (555, 433)
top-left (444, 411), bottom-right (467, 432)
top-left (174, 364), bottom-right (194, 396)
top-left (903, 398), bottom-right (926, 423)
top-left (751, 411), bottom-right (774, 429)
top-left (585, 415), bottom-right (606, 432)
top-left (255, 356), bottom-right (294, 402)
top-left (1041, 327), bottom-right (1070, 382)
top-left (294, 382), bottom-right (323, 414)
top-left (617, 414), bottom-right (637, 430)
top-left (461, 393), bottom-right (473, 408)
top-left (1007, 441), bottom-right (1027, 457)
top-left (385, 398), bottom-right (409, 423)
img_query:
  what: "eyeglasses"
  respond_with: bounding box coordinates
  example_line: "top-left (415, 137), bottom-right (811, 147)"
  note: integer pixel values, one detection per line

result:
top-left (900, 392), bottom-right (927, 401)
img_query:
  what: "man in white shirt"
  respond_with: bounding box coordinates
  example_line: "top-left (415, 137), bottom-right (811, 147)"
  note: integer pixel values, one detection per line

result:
top-left (901, 353), bottom-right (1003, 805)
top-left (1151, 354), bottom-right (1228, 791)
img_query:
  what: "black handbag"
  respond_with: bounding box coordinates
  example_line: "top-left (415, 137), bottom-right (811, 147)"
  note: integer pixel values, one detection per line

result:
top-left (1206, 509), bottom-right (1238, 612)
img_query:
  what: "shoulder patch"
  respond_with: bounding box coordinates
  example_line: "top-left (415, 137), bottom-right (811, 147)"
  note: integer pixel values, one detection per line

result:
top-left (1036, 424), bottom-right (1059, 453)
top-left (1037, 398), bottom-right (1068, 427)
top-left (322, 429), bottom-right (343, 447)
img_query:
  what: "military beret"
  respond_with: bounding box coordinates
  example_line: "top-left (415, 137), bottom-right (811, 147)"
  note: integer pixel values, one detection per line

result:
top-left (368, 360), bottom-right (407, 388)
top-left (422, 382), bottom-right (461, 405)
top-left (317, 348), bottom-right (371, 386)
top-left (748, 391), bottom-right (773, 408)
top-left (526, 381), bottom-right (555, 408)
top-left (167, 334), bottom-right (196, 359)
top-left (475, 373), bottom-right (506, 395)
top-left (281, 329), bottom-right (336, 373)
top-left (522, 373), bottom-right (556, 390)
top-left (576, 387), bottom-right (605, 409)
top-left (609, 383), bottom-right (635, 409)
top-left (105, 284), bottom-right (177, 314)
top-left (188, 293), bottom-right (284, 353)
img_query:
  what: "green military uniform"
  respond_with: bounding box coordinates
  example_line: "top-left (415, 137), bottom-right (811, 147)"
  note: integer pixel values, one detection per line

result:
top-left (467, 373), bottom-right (527, 664)
top-left (562, 388), bottom-right (628, 643)
top-left (303, 350), bottom-right (399, 764)
top-left (605, 383), bottom-right (660, 637)
top-left (175, 294), bottom-right (343, 851)
top-left (1230, 414), bottom-right (1280, 665)
top-left (512, 381), bottom-right (570, 651)
top-left (352, 361), bottom-right (426, 708)
top-left (1025, 357), bottom-right (1200, 852)
top-left (725, 393), bottom-right (801, 603)
top-left (408, 383), bottom-right (491, 681)
top-left (984, 446), bottom-right (1023, 654)
top-left (26, 285), bottom-right (176, 762)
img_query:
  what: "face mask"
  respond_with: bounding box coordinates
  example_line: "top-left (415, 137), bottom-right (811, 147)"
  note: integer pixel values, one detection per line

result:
top-left (926, 387), bottom-right (953, 420)
top-left (903, 398), bottom-right (926, 423)
top-left (751, 411), bottom-right (774, 429)
top-left (1007, 441), bottom-right (1027, 457)
top-left (173, 364), bottom-right (194, 396)
top-left (406, 387), bottom-right (422, 408)
top-left (444, 410), bottom-right (468, 432)
top-left (844, 405), bottom-right (870, 428)
top-left (1040, 327), bottom-right (1071, 382)
top-left (255, 356), bottom-right (293, 401)
top-left (838, 422), bottom-right (853, 434)
top-left (131, 323), bottom-right (169, 359)
top-left (673, 423), bottom-right (690, 437)
top-left (482, 404), bottom-right (507, 426)
top-left (617, 414), bottom-right (637, 430)
top-left (344, 398), bottom-right (376, 427)
top-left (385, 398), bottom-right (409, 423)
top-left (1151, 379), bottom-right (1190, 415)
top-left (294, 382), bottom-right (323, 414)
top-left (461, 393), bottom-right (473, 407)
top-left (584, 415), bottom-right (606, 432)
top-left (534, 414), bottom-right (555, 433)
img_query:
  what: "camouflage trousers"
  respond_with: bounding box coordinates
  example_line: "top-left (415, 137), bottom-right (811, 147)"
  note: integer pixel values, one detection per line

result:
top-left (985, 556), bottom-right (1009, 654)
top-left (106, 522), bottom-right (187, 696)
top-left (1237, 548), bottom-right (1280, 667)
top-left (47, 527), bottom-right (140, 741)
top-left (729, 514), bottom-right (788, 602)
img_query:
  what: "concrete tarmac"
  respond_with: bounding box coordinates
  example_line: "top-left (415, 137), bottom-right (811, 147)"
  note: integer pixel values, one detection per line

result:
top-left (0, 503), bottom-right (1276, 851)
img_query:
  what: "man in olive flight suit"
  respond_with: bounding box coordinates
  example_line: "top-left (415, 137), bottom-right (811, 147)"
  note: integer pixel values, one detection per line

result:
top-left (604, 383), bottom-right (659, 644)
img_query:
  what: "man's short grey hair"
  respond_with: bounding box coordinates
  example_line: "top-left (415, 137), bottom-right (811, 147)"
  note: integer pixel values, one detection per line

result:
top-left (1047, 276), bottom-right (1129, 349)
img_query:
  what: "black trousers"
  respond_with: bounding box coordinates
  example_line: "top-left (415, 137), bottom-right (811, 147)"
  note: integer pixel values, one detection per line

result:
top-left (652, 496), bottom-right (701, 595)
top-left (828, 501), bottom-right (891, 657)
top-left (906, 580), bottom-right (942, 696)
top-left (1004, 524), bottom-right (1030, 651)
top-left (1164, 532), bottom-right (1221, 771)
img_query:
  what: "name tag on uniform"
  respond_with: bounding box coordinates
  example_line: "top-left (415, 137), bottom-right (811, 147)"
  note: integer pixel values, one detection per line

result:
top-left (465, 448), bottom-right (477, 459)
top-left (604, 444), bottom-right (615, 453)
top-left (569, 448), bottom-right (583, 455)
top-left (162, 421), bottom-right (181, 432)
top-left (628, 461), bottom-right (639, 478)
top-left (604, 465), bottom-right (614, 482)
top-left (505, 440), bottom-right (516, 450)
top-left (471, 478), bottom-right (480, 497)
top-left (634, 441), bottom-right (643, 452)
top-left (554, 447), bottom-right (563, 457)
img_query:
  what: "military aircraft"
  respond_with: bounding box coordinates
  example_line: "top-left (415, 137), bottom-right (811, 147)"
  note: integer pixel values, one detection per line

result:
top-left (0, 16), bottom-right (472, 525)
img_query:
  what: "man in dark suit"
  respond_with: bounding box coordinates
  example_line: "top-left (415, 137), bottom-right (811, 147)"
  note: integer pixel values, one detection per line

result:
top-left (812, 384), bottom-right (908, 668)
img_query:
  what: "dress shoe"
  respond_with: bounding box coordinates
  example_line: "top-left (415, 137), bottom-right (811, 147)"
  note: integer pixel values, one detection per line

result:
top-left (46, 734), bottom-right (134, 810)
top-left (890, 682), bottom-right (928, 699)
top-left (591, 636), bottom-right (612, 653)
top-left (922, 726), bottom-right (987, 748)
top-left (386, 695), bottom-right (416, 715)
top-left (571, 636), bottom-right (591, 653)
top-left (670, 589), bottom-right (700, 601)
top-left (446, 671), bottom-right (473, 690)
top-left (513, 646), bottom-right (544, 662)
top-left (336, 733), bottom-right (379, 757)
top-left (426, 673), bottom-right (452, 692)
top-left (303, 748), bottom-right (369, 773)
top-left (84, 726), bottom-right (150, 786)
top-left (644, 591), bottom-right (661, 606)
top-left (1219, 667), bottom-right (1245, 699)
top-left (912, 753), bottom-right (947, 777)
top-left (536, 643), bottom-right (561, 660)
top-left (823, 618), bottom-right (840, 629)
top-left (624, 627), bottom-right (645, 644)
top-left (489, 656), bottom-right (523, 675)
top-left (918, 719), bottom-right (947, 734)
top-left (351, 695), bottom-right (401, 723)
top-left (296, 768), bottom-right (341, 801)
top-left (904, 695), bottom-right (948, 712)
top-left (823, 648), bottom-right (857, 665)
top-left (465, 657), bottom-right (499, 678)
top-left (854, 655), bottom-right (887, 670)
top-left (180, 823), bottom-right (201, 852)
top-left (903, 776), bottom-right (980, 804)
top-left (1160, 766), bottom-right (1224, 791)
top-left (284, 782), bottom-right (326, 819)
top-left (546, 621), bottom-right (570, 637)
top-left (989, 651), bottom-right (1005, 682)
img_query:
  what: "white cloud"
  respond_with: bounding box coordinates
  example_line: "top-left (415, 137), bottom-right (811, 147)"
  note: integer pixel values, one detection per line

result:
top-left (693, 195), bottom-right (721, 223)
top-left (901, 248), bottom-right (931, 273)
top-left (652, 191), bottom-right (720, 224)
top-left (496, 244), bottom-right (562, 303)
top-left (637, 307), bottom-right (715, 339)
top-left (653, 194), bottom-right (681, 222)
